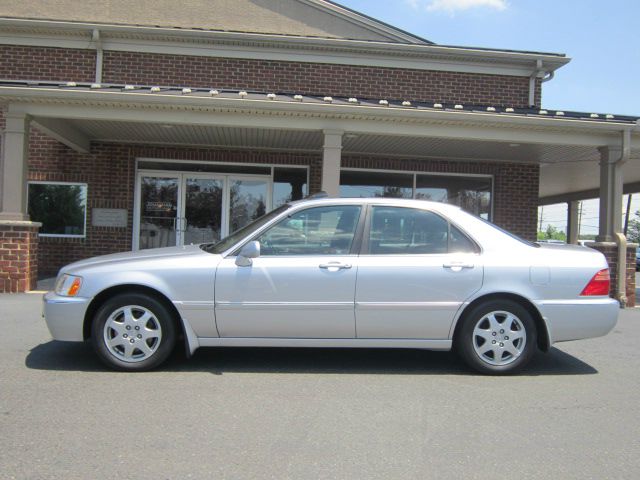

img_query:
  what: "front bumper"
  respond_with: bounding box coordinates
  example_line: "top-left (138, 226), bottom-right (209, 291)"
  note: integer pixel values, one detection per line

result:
top-left (43, 292), bottom-right (91, 341)
top-left (535, 297), bottom-right (619, 344)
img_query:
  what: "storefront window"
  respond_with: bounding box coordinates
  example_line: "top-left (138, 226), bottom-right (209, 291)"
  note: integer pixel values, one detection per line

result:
top-left (28, 182), bottom-right (87, 237)
top-left (339, 170), bottom-right (413, 198)
top-left (339, 169), bottom-right (492, 219)
top-left (273, 167), bottom-right (308, 207)
top-left (416, 174), bottom-right (491, 219)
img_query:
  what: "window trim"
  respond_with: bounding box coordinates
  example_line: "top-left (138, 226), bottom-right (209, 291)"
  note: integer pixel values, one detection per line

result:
top-left (361, 204), bottom-right (480, 256)
top-left (27, 181), bottom-right (88, 238)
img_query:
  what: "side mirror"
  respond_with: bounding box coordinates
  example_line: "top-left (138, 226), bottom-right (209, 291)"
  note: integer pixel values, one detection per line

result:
top-left (235, 241), bottom-right (260, 267)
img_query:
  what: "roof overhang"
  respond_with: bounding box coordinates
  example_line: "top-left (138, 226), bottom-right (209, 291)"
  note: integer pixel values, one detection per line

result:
top-left (1, 83), bottom-right (638, 200)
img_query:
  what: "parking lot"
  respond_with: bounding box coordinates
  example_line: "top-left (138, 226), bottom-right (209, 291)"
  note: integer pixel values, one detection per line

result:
top-left (1, 291), bottom-right (639, 480)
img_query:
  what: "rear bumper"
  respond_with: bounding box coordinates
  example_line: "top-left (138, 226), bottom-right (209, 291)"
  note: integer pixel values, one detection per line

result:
top-left (535, 298), bottom-right (619, 344)
top-left (43, 292), bottom-right (91, 341)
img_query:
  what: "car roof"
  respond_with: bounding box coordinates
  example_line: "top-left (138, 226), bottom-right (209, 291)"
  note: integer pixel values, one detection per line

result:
top-left (289, 196), bottom-right (462, 213)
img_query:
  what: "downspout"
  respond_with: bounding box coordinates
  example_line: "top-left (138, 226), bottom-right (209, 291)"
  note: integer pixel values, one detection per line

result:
top-left (528, 60), bottom-right (554, 107)
top-left (614, 129), bottom-right (631, 307)
top-left (91, 29), bottom-right (103, 84)
top-left (528, 59), bottom-right (543, 107)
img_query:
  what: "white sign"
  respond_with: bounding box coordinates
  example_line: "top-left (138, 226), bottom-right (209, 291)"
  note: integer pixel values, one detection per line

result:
top-left (92, 208), bottom-right (128, 228)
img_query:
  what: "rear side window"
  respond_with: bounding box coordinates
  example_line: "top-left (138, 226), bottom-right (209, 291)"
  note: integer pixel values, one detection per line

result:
top-left (367, 206), bottom-right (476, 255)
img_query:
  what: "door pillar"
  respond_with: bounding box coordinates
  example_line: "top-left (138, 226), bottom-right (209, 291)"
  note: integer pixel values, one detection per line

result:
top-left (596, 146), bottom-right (624, 242)
top-left (321, 130), bottom-right (343, 197)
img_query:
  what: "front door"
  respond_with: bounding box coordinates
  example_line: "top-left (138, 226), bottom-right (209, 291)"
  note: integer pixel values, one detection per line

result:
top-left (215, 204), bottom-right (363, 338)
top-left (355, 205), bottom-right (483, 339)
top-left (138, 174), bottom-right (180, 250)
top-left (136, 172), bottom-right (271, 249)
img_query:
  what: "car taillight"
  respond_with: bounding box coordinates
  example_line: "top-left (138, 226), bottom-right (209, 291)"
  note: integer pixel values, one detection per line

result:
top-left (580, 268), bottom-right (610, 296)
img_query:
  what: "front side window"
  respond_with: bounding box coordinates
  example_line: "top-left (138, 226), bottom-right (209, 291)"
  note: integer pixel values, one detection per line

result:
top-left (367, 206), bottom-right (475, 255)
top-left (257, 205), bottom-right (361, 256)
top-left (28, 182), bottom-right (87, 237)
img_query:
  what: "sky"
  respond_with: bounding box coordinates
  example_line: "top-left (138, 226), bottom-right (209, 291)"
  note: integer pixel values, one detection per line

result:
top-left (338, 0), bottom-right (640, 237)
top-left (337, 0), bottom-right (640, 115)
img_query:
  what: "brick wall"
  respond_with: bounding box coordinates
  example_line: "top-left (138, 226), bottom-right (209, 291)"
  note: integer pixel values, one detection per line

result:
top-left (0, 45), bottom-right (540, 107)
top-left (102, 51), bottom-right (537, 107)
top-left (0, 45), bottom-right (95, 82)
top-left (343, 156), bottom-right (539, 241)
top-left (0, 222), bottom-right (40, 293)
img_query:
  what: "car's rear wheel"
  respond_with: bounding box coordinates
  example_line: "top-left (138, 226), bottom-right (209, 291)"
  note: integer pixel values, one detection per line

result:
top-left (456, 299), bottom-right (537, 375)
top-left (91, 293), bottom-right (177, 371)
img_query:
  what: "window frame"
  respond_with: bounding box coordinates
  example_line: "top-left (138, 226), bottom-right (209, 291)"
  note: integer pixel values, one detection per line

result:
top-left (236, 203), bottom-right (366, 257)
top-left (360, 204), bottom-right (480, 256)
top-left (27, 181), bottom-right (88, 238)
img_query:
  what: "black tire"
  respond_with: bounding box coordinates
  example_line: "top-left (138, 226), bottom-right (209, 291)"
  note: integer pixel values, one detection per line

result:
top-left (456, 299), bottom-right (537, 375)
top-left (91, 293), bottom-right (177, 371)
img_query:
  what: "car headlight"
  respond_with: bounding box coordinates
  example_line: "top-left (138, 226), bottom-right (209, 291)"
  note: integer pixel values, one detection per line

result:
top-left (54, 274), bottom-right (83, 297)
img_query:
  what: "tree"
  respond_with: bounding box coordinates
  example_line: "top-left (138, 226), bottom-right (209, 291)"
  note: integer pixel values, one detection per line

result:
top-left (626, 211), bottom-right (640, 244)
top-left (537, 224), bottom-right (567, 241)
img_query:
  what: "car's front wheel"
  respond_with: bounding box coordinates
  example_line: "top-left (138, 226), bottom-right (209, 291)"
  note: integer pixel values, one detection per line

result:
top-left (456, 299), bottom-right (537, 375)
top-left (91, 293), bottom-right (177, 371)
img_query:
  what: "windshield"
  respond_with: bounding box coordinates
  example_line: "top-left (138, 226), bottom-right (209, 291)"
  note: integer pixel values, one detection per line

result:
top-left (202, 204), bottom-right (290, 254)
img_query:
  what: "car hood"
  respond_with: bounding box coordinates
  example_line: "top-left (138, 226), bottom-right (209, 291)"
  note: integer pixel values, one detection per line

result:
top-left (63, 244), bottom-right (211, 273)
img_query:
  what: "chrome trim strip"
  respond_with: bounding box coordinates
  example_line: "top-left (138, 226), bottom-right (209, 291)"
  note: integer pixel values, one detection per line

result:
top-left (356, 301), bottom-right (461, 310)
top-left (215, 301), bottom-right (353, 310)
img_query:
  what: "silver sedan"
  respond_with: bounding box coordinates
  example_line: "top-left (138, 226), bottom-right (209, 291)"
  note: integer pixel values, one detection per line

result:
top-left (43, 197), bottom-right (618, 374)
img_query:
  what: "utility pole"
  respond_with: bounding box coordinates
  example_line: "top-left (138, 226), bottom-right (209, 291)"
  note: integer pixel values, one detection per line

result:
top-left (538, 206), bottom-right (544, 233)
top-left (624, 193), bottom-right (632, 235)
top-left (578, 201), bottom-right (582, 239)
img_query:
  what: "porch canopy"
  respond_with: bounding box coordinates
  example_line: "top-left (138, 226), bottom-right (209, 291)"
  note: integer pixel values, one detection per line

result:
top-left (1, 81), bottom-right (639, 242)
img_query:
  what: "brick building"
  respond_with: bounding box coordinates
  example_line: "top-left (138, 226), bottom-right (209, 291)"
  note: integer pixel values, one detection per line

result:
top-left (0, 1), bottom-right (639, 299)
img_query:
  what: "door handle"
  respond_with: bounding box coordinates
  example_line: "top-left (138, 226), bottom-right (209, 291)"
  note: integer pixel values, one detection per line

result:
top-left (319, 262), bottom-right (352, 271)
top-left (443, 261), bottom-right (474, 272)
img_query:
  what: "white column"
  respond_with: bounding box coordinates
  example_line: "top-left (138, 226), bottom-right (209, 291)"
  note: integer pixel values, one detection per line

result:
top-left (321, 130), bottom-right (343, 197)
top-left (596, 146), bottom-right (624, 242)
top-left (0, 112), bottom-right (30, 221)
top-left (567, 200), bottom-right (579, 244)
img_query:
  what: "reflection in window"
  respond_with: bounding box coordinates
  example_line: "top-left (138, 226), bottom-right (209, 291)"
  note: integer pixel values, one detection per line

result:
top-left (340, 170), bottom-right (413, 199)
top-left (257, 205), bottom-right (361, 256)
top-left (416, 175), bottom-right (491, 219)
top-left (367, 207), bottom-right (476, 255)
top-left (28, 183), bottom-right (87, 237)
top-left (273, 167), bottom-right (308, 207)
top-left (229, 179), bottom-right (268, 233)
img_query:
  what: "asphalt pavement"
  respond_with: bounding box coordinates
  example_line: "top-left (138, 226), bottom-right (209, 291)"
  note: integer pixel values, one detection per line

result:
top-left (1, 292), bottom-right (639, 480)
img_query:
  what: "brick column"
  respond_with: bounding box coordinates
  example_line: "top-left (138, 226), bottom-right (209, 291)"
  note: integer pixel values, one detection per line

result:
top-left (0, 220), bottom-right (41, 292)
top-left (588, 242), bottom-right (636, 308)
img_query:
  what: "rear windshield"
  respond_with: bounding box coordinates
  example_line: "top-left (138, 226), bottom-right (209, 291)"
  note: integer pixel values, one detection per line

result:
top-left (474, 215), bottom-right (539, 248)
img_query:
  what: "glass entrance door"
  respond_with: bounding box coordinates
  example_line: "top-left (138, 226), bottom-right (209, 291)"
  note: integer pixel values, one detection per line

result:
top-left (138, 175), bottom-right (179, 250)
top-left (228, 176), bottom-right (270, 233)
top-left (136, 172), bottom-right (272, 250)
top-left (183, 176), bottom-right (224, 245)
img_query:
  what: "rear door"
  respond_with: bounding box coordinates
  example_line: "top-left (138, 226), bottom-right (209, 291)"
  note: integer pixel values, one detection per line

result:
top-left (355, 205), bottom-right (483, 339)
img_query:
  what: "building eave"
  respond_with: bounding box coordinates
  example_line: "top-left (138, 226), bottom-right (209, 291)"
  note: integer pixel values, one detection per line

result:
top-left (0, 18), bottom-right (571, 77)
